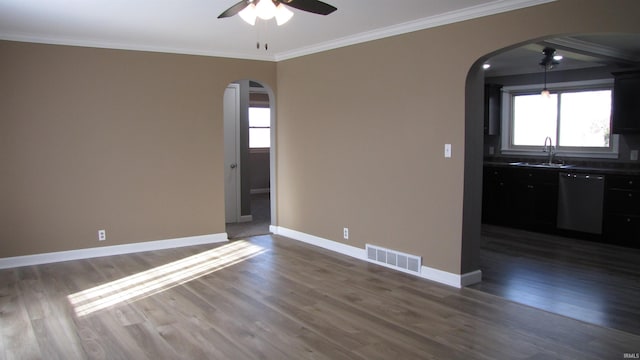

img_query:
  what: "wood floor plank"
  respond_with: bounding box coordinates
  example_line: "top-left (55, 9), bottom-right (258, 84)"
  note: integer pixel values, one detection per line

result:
top-left (0, 269), bottom-right (43, 359)
top-left (2, 235), bottom-right (639, 359)
top-left (473, 224), bottom-right (640, 335)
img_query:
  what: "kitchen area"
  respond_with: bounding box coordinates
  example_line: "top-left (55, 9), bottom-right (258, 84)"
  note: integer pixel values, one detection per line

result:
top-left (472, 35), bottom-right (640, 335)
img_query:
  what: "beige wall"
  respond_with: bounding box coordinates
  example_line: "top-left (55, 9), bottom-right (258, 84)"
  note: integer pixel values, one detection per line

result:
top-left (2, 0), bottom-right (639, 276)
top-left (276, 0), bottom-right (640, 274)
top-left (0, 41), bottom-right (276, 257)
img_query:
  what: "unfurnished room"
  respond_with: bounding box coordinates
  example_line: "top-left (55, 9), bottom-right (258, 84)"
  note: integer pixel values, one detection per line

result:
top-left (1, 0), bottom-right (640, 358)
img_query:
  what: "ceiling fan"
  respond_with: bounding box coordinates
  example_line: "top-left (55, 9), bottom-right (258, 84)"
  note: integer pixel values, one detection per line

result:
top-left (218, 0), bottom-right (337, 26)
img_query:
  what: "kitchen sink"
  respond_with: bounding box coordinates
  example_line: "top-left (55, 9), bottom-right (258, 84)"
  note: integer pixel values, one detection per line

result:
top-left (509, 162), bottom-right (575, 169)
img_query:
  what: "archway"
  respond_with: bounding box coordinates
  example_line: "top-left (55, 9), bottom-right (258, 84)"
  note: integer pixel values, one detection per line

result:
top-left (224, 79), bottom-right (277, 239)
top-left (462, 33), bottom-right (640, 334)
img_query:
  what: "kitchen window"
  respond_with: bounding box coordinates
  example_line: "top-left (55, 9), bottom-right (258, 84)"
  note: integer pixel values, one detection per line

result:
top-left (249, 107), bottom-right (270, 149)
top-left (501, 79), bottom-right (618, 158)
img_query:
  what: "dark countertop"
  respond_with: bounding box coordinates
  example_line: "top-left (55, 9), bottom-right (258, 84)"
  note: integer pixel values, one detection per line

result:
top-left (484, 160), bottom-right (640, 176)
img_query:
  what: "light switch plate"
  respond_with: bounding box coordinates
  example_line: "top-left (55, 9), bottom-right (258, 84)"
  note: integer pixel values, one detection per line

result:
top-left (444, 144), bottom-right (452, 158)
top-left (631, 150), bottom-right (638, 161)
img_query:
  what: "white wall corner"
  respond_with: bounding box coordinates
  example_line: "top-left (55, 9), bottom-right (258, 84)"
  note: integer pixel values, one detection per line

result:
top-left (0, 233), bottom-right (229, 270)
top-left (460, 269), bottom-right (483, 287)
top-left (273, 226), bottom-right (482, 288)
top-left (419, 267), bottom-right (482, 288)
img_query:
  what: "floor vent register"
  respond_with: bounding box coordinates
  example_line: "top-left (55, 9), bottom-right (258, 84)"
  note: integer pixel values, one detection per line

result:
top-left (365, 244), bottom-right (421, 275)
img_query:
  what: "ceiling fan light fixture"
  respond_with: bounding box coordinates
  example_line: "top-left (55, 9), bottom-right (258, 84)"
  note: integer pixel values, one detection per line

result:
top-left (255, 0), bottom-right (277, 20)
top-left (275, 3), bottom-right (294, 25)
top-left (239, 3), bottom-right (257, 25)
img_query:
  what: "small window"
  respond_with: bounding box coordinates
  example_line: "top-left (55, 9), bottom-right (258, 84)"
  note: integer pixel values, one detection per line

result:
top-left (502, 80), bottom-right (617, 158)
top-left (249, 107), bottom-right (270, 148)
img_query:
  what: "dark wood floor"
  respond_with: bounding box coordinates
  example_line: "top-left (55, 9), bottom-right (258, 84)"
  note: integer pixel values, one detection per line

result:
top-left (2, 234), bottom-right (639, 359)
top-left (471, 225), bottom-right (640, 336)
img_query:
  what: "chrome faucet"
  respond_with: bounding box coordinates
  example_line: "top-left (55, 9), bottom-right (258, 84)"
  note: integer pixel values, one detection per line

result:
top-left (543, 136), bottom-right (555, 164)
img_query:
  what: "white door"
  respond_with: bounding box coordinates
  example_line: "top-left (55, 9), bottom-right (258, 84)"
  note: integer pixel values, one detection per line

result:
top-left (224, 84), bottom-right (240, 223)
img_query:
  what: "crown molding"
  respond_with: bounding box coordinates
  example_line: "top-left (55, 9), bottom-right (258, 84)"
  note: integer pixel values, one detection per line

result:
top-left (0, 32), bottom-right (276, 62)
top-left (1, 0), bottom-right (555, 62)
top-left (273, 0), bottom-right (556, 61)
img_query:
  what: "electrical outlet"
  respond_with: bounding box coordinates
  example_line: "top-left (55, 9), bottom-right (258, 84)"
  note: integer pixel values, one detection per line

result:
top-left (98, 229), bottom-right (106, 241)
top-left (343, 227), bottom-right (349, 240)
top-left (444, 144), bottom-right (452, 158)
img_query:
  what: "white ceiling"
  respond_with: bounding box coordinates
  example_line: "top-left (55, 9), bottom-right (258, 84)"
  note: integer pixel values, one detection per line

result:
top-left (0, 0), bottom-right (554, 61)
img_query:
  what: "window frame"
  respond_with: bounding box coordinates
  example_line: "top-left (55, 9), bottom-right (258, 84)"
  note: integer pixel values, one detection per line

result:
top-left (500, 79), bottom-right (618, 159)
top-left (248, 106), bottom-right (271, 150)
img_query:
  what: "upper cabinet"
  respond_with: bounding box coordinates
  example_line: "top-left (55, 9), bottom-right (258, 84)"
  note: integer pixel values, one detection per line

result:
top-left (484, 84), bottom-right (502, 135)
top-left (612, 70), bottom-right (640, 134)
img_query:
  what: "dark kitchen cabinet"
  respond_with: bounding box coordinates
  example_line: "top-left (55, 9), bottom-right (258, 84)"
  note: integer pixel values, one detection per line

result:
top-left (482, 166), bottom-right (558, 232)
top-left (612, 70), bottom-right (640, 134)
top-left (603, 175), bottom-right (640, 248)
top-left (484, 84), bottom-right (502, 135)
top-left (510, 169), bottom-right (559, 231)
top-left (482, 166), bottom-right (512, 225)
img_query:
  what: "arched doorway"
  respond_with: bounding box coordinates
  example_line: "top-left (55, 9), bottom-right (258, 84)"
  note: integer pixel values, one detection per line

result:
top-left (463, 33), bottom-right (640, 335)
top-left (224, 79), bottom-right (277, 239)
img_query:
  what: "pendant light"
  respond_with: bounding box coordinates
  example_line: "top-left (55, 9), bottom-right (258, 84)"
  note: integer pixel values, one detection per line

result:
top-left (539, 47), bottom-right (561, 97)
top-left (541, 66), bottom-right (550, 98)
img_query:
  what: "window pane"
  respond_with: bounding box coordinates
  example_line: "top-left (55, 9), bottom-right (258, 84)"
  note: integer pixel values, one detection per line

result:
top-left (249, 107), bottom-right (270, 127)
top-left (512, 94), bottom-right (557, 146)
top-left (559, 90), bottom-right (611, 147)
top-left (249, 128), bottom-right (270, 148)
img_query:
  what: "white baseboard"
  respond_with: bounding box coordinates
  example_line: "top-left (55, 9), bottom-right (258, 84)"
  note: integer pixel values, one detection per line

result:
top-left (460, 269), bottom-right (483, 287)
top-left (273, 226), bottom-right (366, 260)
top-left (0, 233), bottom-right (229, 270)
top-left (271, 226), bottom-right (481, 288)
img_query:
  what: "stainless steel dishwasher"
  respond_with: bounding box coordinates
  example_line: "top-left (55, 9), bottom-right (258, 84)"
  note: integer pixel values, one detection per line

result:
top-left (557, 172), bottom-right (605, 234)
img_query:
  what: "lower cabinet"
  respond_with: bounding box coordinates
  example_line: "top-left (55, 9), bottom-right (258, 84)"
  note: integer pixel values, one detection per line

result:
top-left (510, 169), bottom-right (558, 231)
top-left (603, 175), bottom-right (640, 248)
top-left (482, 166), bottom-right (558, 232)
top-left (482, 167), bottom-right (512, 226)
top-left (483, 166), bottom-right (640, 249)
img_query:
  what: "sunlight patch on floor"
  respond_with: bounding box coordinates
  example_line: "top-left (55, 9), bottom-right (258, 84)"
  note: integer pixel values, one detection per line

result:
top-left (68, 240), bottom-right (267, 317)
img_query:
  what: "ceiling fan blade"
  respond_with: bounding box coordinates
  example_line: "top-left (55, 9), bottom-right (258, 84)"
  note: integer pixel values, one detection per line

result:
top-left (218, 0), bottom-right (251, 18)
top-left (281, 0), bottom-right (337, 15)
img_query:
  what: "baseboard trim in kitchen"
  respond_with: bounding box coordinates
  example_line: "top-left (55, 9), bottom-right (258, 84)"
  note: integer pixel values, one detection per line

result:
top-left (0, 233), bottom-right (229, 270)
top-left (271, 225), bottom-right (481, 288)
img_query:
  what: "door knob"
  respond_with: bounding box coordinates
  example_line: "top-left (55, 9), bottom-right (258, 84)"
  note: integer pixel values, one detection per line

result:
top-left (230, 163), bottom-right (237, 169)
